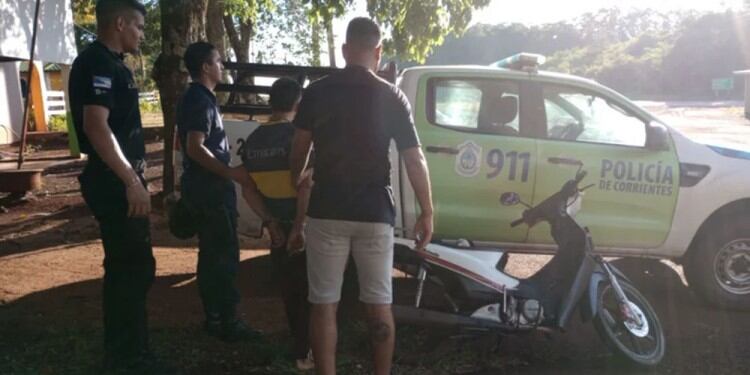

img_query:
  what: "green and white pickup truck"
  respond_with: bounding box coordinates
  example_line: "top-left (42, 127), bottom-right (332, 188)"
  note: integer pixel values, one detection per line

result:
top-left (202, 54), bottom-right (750, 309)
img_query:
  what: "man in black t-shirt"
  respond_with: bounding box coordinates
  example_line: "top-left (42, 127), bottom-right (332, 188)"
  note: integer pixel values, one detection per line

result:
top-left (290, 17), bottom-right (434, 375)
top-left (177, 42), bottom-right (261, 343)
top-left (68, 0), bottom-right (168, 372)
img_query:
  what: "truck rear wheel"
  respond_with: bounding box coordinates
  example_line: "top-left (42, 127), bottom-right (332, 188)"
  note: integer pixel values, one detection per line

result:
top-left (685, 221), bottom-right (750, 310)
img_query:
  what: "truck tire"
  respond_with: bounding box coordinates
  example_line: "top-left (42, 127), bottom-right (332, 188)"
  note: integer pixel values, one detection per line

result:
top-left (685, 220), bottom-right (750, 310)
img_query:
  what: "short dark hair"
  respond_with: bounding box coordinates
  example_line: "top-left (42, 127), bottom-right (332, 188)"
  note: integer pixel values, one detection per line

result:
top-left (96, 0), bottom-right (146, 29)
top-left (346, 17), bottom-right (381, 50)
top-left (184, 42), bottom-right (217, 79)
top-left (269, 77), bottom-right (302, 112)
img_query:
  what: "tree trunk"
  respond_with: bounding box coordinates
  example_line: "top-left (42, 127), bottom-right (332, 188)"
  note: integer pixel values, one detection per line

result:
top-left (138, 53), bottom-right (146, 83)
top-left (206, 0), bottom-right (226, 55)
top-left (153, 0), bottom-right (208, 195)
top-left (224, 15), bottom-right (256, 105)
top-left (311, 20), bottom-right (321, 66)
top-left (206, 0), bottom-right (228, 102)
top-left (324, 14), bottom-right (336, 67)
top-left (223, 15), bottom-right (251, 63)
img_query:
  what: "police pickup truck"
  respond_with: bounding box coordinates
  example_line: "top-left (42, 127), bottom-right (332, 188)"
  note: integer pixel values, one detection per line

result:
top-left (205, 54), bottom-right (750, 310)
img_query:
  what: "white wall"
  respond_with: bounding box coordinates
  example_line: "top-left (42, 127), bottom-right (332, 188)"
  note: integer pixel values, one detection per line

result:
top-left (0, 0), bottom-right (75, 144)
top-left (0, 62), bottom-right (23, 145)
top-left (0, 0), bottom-right (77, 64)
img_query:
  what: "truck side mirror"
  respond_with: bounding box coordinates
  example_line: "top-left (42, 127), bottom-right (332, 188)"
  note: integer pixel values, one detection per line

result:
top-left (646, 122), bottom-right (670, 151)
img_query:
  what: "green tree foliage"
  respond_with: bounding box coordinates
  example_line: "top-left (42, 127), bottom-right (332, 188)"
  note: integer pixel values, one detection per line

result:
top-left (300, 0), bottom-right (490, 63)
top-left (546, 32), bottom-right (675, 97)
top-left (661, 11), bottom-right (750, 98)
top-left (427, 22), bottom-right (583, 65)
top-left (223, 0), bottom-right (275, 62)
top-left (427, 8), bottom-right (749, 99)
top-left (71, 0), bottom-right (96, 50)
top-left (71, 0), bottom-right (160, 90)
top-left (254, 0), bottom-right (315, 65)
top-left (367, 0), bottom-right (491, 63)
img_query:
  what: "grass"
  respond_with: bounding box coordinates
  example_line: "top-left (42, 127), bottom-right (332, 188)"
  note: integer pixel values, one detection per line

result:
top-left (0, 316), bottom-right (528, 375)
top-left (0, 324), bottom-right (303, 375)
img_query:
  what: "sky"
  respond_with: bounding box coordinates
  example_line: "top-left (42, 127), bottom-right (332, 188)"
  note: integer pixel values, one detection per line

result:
top-left (328, 0), bottom-right (745, 66)
top-left (471, 0), bottom-right (744, 25)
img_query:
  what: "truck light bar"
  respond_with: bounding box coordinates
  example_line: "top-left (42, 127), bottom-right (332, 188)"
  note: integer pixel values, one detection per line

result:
top-left (491, 53), bottom-right (546, 72)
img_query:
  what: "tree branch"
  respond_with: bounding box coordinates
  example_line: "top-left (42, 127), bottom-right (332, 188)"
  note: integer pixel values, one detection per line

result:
top-left (224, 15), bottom-right (242, 55)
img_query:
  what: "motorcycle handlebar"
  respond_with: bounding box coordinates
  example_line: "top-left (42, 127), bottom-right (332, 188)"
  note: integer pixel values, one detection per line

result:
top-left (509, 170), bottom-right (587, 228)
top-left (575, 170), bottom-right (587, 184)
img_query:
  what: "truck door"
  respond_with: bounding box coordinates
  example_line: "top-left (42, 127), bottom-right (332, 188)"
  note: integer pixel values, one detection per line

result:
top-left (414, 75), bottom-right (537, 243)
top-left (527, 82), bottom-right (679, 248)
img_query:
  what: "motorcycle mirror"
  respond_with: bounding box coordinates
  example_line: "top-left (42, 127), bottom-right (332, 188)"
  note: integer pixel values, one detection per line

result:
top-left (500, 192), bottom-right (521, 206)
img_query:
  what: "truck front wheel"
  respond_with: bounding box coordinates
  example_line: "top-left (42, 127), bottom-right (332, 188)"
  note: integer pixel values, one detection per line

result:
top-left (685, 221), bottom-right (750, 310)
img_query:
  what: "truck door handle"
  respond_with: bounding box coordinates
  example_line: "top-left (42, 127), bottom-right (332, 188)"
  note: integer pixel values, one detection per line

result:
top-left (547, 156), bottom-right (582, 166)
top-left (426, 146), bottom-right (460, 155)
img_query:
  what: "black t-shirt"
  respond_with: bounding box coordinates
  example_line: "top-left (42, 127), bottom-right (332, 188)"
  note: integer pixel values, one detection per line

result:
top-left (69, 41), bottom-right (145, 171)
top-left (293, 65), bottom-right (420, 225)
top-left (177, 82), bottom-right (231, 179)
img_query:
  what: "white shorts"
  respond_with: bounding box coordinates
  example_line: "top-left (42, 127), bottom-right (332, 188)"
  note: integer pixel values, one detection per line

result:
top-left (305, 218), bottom-right (394, 304)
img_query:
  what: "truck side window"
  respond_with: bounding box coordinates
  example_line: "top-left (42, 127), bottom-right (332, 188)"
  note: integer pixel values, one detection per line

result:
top-left (543, 86), bottom-right (647, 147)
top-left (430, 78), bottom-right (520, 136)
top-left (434, 80), bottom-right (482, 129)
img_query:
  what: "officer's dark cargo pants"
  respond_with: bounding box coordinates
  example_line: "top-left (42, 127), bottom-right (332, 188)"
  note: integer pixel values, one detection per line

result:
top-left (182, 175), bottom-right (241, 322)
top-left (79, 168), bottom-right (155, 361)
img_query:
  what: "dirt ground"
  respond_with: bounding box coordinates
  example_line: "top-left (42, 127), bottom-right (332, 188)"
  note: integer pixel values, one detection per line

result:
top-left (1, 106), bottom-right (750, 374)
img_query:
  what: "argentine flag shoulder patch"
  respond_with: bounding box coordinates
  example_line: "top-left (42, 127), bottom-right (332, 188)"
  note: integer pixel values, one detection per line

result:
top-left (93, 76), bottom-right (112, 89)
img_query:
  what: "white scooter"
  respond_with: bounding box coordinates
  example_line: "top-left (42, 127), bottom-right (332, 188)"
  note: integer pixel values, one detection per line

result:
top-left (392, 161), bottom-right (665, 367)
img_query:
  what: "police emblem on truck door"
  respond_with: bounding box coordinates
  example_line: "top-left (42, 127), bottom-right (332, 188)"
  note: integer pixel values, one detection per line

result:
top-left (455, 140), bottom-right (482, 177)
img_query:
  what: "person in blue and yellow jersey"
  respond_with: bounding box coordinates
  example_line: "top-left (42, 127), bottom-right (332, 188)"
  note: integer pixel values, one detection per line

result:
top-left (239, 77), bottom-right (315, 371)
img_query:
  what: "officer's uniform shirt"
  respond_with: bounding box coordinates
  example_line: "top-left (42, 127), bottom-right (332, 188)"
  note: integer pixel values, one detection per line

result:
top-left (241, 121), bottom-right (297, 222)
top-left (69, 41), bottom-right (145, 172)
top-left (177, 82), bottom-right (231, 179)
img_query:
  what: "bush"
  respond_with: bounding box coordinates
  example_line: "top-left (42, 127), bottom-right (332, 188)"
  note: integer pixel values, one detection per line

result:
top-left (48, 114), bottom-right (68, 133)
top-left (139, 99), bottom-right (162, 114)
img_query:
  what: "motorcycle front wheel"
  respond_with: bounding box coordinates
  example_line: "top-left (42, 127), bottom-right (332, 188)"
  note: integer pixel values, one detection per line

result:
top-left (593, 279), bottom-right (665, 367)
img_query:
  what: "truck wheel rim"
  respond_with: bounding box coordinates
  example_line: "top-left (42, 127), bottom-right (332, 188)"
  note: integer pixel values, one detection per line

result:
top-left (713, 239), bottom-right (750, 295)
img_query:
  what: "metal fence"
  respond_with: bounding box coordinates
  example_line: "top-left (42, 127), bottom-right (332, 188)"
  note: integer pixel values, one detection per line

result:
top-left (45, 90), bottom-right (66, 117)
top-left (139, 91), bottom-right (159, 104)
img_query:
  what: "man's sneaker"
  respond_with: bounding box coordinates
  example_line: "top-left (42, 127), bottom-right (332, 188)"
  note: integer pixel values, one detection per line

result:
top-left (220, 319), bottom-right (263, 342)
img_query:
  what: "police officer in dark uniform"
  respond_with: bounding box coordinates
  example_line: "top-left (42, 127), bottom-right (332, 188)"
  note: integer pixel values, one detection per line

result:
top-left (177, 42), bottom-right (261, 342)
top-left (68, 0), bottom-right (169, 372)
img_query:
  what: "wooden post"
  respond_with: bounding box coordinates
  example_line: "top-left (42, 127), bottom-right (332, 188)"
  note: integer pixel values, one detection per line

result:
top-left (17, 0), bottom-right (42, 170)
top-left (60, 64), bottom-right (80, 157)
top-left (29, 62), bottom-right (48, 132)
